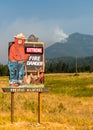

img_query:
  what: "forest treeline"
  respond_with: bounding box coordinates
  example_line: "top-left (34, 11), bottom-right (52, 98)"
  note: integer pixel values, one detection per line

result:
top-left (0, 64), bottom-right (9, 76)
top-left (0, 56), bottom-right (93, 76)
top-left (46, 56), bottom-right (93, 73)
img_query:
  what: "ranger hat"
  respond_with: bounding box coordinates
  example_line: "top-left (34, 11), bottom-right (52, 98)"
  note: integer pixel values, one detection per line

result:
top-left (14, 33), bottom-right (26, 39)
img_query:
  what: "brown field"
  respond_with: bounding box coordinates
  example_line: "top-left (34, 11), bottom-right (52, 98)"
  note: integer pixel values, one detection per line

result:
top-left (0, 73), bottom-right (93, 130)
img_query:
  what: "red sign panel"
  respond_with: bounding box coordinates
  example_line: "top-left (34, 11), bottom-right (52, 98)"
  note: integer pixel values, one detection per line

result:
top-left (25, 47), bottom-right (43, 54)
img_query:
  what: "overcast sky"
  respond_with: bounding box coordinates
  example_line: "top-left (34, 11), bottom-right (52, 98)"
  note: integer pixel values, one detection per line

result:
top-left (0, 0), bottom-right (93, 64)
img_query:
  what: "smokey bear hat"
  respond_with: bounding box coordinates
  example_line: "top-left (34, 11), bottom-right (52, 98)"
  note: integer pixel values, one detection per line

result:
top-left (14, 33), bottom-right (26, 39)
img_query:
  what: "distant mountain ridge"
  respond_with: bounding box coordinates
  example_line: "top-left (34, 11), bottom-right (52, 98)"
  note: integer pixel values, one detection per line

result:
top-left (45, 32), bottom-right (93, 58)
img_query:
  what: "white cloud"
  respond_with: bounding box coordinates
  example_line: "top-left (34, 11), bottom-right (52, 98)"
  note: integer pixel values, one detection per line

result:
top-left (53, 26), bottom-right (68, 42)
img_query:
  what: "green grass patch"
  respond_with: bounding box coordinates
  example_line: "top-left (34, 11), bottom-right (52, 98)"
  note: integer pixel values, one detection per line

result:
top-left (45, 73), bottom-right (93, 97)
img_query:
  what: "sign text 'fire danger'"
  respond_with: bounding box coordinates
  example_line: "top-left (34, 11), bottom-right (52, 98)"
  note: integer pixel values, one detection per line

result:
top-left (27, 56), bottom-right (43, 66)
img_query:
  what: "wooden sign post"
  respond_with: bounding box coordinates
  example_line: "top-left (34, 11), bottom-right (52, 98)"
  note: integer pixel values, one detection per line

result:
top-left (2, 88), bottom-right (49, 124)
top-left (11, 92), bottom-right (14, 123)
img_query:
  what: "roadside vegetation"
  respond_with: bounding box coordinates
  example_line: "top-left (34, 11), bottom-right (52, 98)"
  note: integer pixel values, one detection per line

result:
top-left (0, 73), bottom-right (93, 130)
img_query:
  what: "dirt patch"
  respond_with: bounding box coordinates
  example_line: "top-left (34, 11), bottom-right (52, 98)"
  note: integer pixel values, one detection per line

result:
top-left (0, 122), bottom-right (75, 130)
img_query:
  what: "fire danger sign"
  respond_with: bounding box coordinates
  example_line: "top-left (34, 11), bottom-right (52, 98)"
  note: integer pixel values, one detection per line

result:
top-left (24, 42), bottom-right (44, 72)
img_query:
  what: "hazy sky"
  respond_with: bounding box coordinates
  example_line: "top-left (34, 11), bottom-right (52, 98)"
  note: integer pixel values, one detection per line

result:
top-left (0, 0), bottom-right (93, 64)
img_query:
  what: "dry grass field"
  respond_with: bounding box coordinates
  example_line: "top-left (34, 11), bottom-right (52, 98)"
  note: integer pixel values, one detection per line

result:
top-left (0, 73), bottom-right (93, 130)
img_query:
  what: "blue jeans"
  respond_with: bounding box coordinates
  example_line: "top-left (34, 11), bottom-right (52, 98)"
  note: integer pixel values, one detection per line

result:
top-left (8, 61), bottom-right (24, 84)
